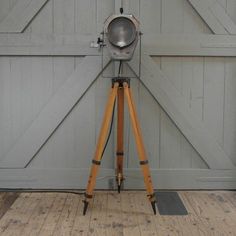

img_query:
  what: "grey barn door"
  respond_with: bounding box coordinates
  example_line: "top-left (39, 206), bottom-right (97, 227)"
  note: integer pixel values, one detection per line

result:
top-left (0, 0), bottom-right (236, 189)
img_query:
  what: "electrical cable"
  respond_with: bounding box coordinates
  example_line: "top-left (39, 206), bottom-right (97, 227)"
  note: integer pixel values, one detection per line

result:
top-left (100, 98), bottom-right (116, 160)
top-left (118, 60), bottom-right (122, 77)
top-left (120, 0), bottom-right (124, 14)
top-left (0, 189), bottom-right (84, 195)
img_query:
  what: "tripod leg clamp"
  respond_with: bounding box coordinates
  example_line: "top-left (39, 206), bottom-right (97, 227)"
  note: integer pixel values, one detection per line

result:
top-left (140, 160), bottom-right (149, 165)
top-left (92, 160), bottom-right (101, 165)
top-left (116, 152), bottom-right (124, 156)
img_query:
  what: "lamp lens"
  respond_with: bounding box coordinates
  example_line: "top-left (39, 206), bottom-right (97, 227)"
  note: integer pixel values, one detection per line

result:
top-left (107, 17), bottom-right (136, 48)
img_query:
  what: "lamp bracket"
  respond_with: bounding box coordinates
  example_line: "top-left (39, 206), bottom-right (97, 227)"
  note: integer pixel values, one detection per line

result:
top-left (112, 77), bottom-right (130, 88)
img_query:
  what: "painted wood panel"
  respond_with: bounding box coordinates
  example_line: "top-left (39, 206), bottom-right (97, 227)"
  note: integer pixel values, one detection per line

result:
top-left (140, 0), bottom-right (161, 34)
top-left (23, 0), bottom-right (212, 35)
top-left (162, 0), bottom-right (211, 34)
top-left (152, 57), bottom-right (230, 168)
top-left (0, 55), bottom-right (209, 171)
top-left (227, 0), bottom-right (236, 24)
top-left (0, 0), bottom-right (17, 23)
top-left (224, 58), bottom-right (236, 166)
top-left (203, 58), bottom-right (225, 146)
top-left (153, 57), bottom-right (207, 168)
top-left (0, 57), bottom-right (55, 161)
top-left (0, 0), bottom-right (236, 189)
top-left (0, 0), bottom-right (49, 33)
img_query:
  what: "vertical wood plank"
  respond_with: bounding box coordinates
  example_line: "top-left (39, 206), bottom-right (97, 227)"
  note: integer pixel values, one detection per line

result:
top-left (140, 0), bottom-right (161, 34)
top-left (227, 0), bottom-right (236, 23)
top-left (224, 58), bottom-right (236, 166)
top-left (203, 58), bottom-right (225, 146)
top-left (162, 0), bottom-right (210, 33)
top-left (8, 58), bottom-right (34, 161)
top-left (75, 0), bottom-right (96, 35)
top-left (31, 57), bottom-right (54, 118)
top-left (0, 57), bottom-right (11, 160)
top-left (121, 0), bottom-right (139, 16)
top-left (53, 0), bottom-right (75, 34)
top-left (0, 1), bottom-right (11, 23)
top-left (96, 0), bottom-right (114, 34)
top-left (189, 58), bottom-right (204, 122)
top-left (162, 0), bottom-right (185, 33)
top-left (139, 83), bottom-right (160, 168)
top-left (160, 110), bottom-right (182, 168)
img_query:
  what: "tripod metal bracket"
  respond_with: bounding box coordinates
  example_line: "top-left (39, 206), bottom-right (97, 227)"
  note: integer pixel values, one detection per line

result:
top-left (116, 152), bottom-right (124, 156)
top-left (140, 160), bottom-right (149, 165)
top-left (92, 160), bottom-right (101, 165)
top-left (112, 77), bottom-right (130, 88)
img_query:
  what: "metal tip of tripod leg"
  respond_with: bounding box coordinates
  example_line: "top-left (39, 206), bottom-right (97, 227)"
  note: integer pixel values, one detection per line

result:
top-left (118, 185), bottom-right (121, 193)
top-left (82, 200), bottom-right (89, 215)
top-left (151, 201), bottom-right (157, 215)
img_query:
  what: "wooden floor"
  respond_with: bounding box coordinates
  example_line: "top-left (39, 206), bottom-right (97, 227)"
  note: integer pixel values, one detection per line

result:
top-left (0, 191), bottom-right (235, 235)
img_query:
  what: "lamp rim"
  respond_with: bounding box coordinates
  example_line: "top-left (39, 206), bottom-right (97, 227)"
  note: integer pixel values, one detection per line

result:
top-left (104, 14), bottom-right (140, 35)
top-left (107, 17), bottom-right (137, 48)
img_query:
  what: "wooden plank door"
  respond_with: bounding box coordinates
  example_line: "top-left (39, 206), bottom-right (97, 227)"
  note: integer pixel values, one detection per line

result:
top-left (0, 0), bottom-right (235, 189)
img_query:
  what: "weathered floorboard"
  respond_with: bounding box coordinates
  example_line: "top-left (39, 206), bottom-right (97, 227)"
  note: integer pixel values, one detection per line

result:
top-left (0, 191), bottom-right (234, 235)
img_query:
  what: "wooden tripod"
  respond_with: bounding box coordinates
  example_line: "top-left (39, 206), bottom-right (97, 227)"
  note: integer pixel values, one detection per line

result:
top-left (83, 78), bottom-right (156, 215)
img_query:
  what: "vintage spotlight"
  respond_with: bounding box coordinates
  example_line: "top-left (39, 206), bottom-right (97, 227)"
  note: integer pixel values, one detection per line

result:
top-left (83, 12), bottom-right (157, 216)
top-left (103, 14), bottom-right (140, 61)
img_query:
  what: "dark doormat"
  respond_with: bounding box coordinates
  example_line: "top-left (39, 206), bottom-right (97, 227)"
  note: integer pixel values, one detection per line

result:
top-left (155, 191), bottom-right (188, 216)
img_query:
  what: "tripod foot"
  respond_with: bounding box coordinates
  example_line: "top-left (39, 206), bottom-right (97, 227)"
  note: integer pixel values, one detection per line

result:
top-left (82, 200), bottom-right (89, 215)
top-left (118, 185), bottom-right (121, 193)
top-left (151, 201), bottom-right (157, 215)
top-left (116, 173), bottom-right (124, 194)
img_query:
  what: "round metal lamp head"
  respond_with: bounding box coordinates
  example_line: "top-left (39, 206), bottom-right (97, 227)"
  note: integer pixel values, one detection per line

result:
top-left (107, 17), bottom-right (136, 48)
top-left (104, 14), bottom-right (140, 61)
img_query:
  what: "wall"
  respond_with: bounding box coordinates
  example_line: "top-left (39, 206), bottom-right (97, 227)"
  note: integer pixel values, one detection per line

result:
top-left (0, 0), bottom-right (235, 189)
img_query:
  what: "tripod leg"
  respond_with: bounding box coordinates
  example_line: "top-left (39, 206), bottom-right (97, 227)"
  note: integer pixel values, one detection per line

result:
top-left (123, 82), bottom-right (157, 215)
top-left (116, 86), bottom-right (124, 193)
top-left (83, 82), bottom-right (119, 215)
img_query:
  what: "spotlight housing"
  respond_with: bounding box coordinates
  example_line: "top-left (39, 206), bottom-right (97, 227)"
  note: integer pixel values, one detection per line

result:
top-left (104, 14), bottom-right (140, 61)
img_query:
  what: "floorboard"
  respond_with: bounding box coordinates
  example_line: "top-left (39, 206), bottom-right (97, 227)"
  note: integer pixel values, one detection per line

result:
top-left (0, 191), bottom-right (234, 235)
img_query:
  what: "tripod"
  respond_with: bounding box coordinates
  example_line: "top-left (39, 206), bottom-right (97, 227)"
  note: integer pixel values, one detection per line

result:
top-left (83, 77), bottom-right (156, 215)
